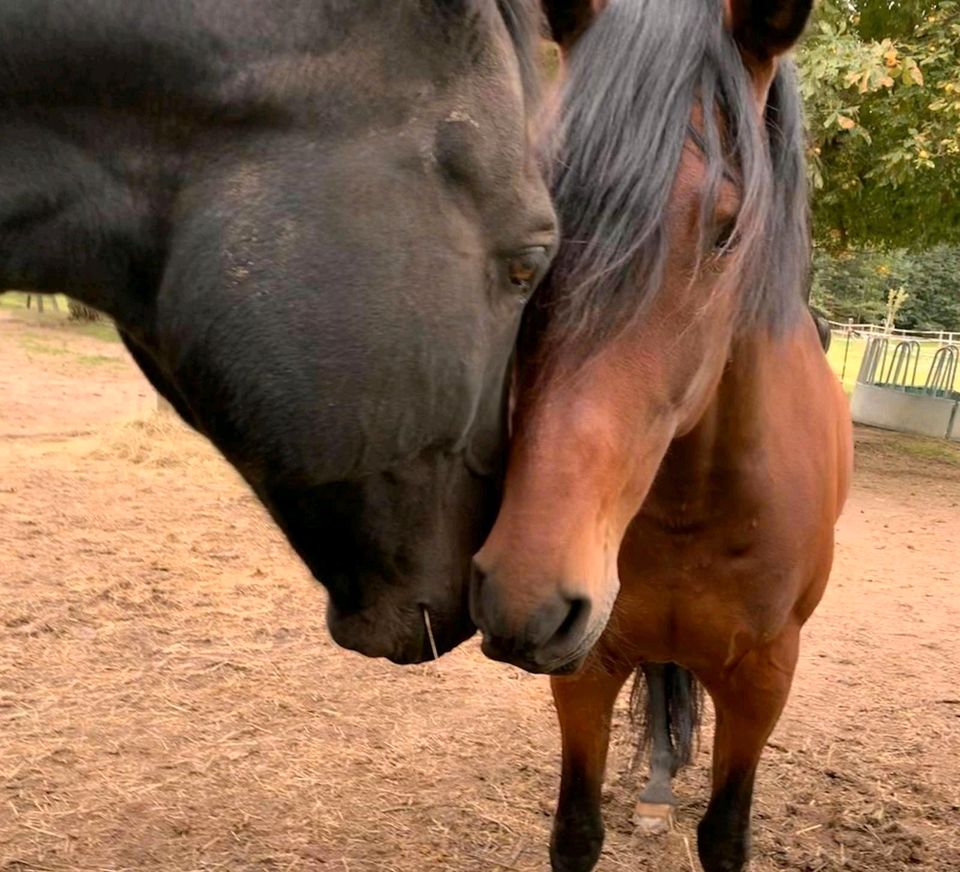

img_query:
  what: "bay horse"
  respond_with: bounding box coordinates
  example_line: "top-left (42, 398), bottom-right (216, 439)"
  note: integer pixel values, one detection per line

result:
top-left (471, 1), bottom-right (853, 870)
top-left (0, 0), bottom-right (563, 665)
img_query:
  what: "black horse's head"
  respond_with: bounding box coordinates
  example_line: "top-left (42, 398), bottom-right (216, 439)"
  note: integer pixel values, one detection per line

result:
top-left (0, 0), bottom-right (556, 662)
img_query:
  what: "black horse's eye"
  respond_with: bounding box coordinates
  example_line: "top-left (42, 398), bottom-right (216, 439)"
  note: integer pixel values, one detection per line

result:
top-left (506, 246), bottom-right (551, 297)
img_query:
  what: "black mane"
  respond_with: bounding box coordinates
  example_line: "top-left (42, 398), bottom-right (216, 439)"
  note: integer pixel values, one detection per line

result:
top-left (530, 0), bottom-right (810, 351)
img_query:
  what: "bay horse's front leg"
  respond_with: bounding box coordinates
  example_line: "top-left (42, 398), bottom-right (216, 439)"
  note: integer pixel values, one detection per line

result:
top-left (698, 629), bottom-right (800, 872)
top-left (550, 667), bottom-right (631, 872)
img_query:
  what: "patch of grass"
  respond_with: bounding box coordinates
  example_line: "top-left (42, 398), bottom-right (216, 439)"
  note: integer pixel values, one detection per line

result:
top-left (2, 292), bottom-right (120, 342)
top-left (20, 333), bottom-right (122, 367)
top-left (0, 291), bottom-right (70, 313)
top-left (897, 436), bottom-right (960, 467)
top-left (63, 319), bottom-right (121, 343)
top-left (0, 291), bottom-right (25, 310)
top-left (857, 427), bottom-right (960, 469)
top-left (75, 354), bottom-right (124, 367)
top-left (21, 335), bottom-right (72, 357)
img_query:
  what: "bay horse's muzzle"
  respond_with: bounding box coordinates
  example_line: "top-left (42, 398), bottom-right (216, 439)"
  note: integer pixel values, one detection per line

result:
top-left (469, 562), bottom-right (594, 674)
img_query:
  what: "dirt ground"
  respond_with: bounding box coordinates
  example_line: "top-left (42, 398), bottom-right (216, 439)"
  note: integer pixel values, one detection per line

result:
top-left (1, 305), bottom-right (958, 872)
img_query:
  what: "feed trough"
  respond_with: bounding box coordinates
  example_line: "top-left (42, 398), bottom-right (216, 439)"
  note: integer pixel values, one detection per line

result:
top-left (851, 337), bottom-right (960, 441)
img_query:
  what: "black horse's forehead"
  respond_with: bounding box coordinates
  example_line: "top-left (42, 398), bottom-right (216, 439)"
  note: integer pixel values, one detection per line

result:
top-left (423, 0), bottom-right (540, 105)
top-left (204, 0), bottom-right (537, 133)
top-left (0, 0), bottom-right (538, 109)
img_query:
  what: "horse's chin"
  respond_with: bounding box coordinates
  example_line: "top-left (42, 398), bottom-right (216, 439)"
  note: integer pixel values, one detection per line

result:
top-left (326, 597), bottom-right (476, 665)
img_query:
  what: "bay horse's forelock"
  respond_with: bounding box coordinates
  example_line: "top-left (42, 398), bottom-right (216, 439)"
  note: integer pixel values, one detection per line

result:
top-left (521, 0), bottom-right (810, 365)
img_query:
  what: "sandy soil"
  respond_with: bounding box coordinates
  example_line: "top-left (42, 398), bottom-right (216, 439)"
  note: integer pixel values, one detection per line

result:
top-left (1, 305), bottom-right (958, 872)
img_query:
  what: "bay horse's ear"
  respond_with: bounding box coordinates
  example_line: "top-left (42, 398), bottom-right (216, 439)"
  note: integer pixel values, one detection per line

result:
top-left (542, 0), bottom-right (608, 53)
top-left (725, 0), bottom-right (813, 63)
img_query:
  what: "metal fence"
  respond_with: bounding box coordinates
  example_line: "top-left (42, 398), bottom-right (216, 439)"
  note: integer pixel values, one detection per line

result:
top-left (828, 320), bottom-right (960, 391)
top-left (826, 319), bottom-right (960, 345)
top-left (857, 337), bottom-right (960, 396)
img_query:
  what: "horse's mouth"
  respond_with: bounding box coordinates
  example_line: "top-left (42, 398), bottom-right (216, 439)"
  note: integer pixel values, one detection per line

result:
top-left (326, 598), bottom-right (476, 665)
top-left (478, 633), bottom-right (595, 675)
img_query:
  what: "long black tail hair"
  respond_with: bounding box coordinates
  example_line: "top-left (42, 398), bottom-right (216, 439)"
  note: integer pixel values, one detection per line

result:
top-left (628, 664), bottom-right (705, 773)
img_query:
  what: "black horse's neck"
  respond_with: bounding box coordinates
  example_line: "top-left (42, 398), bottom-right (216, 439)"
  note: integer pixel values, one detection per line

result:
top-left (0, 2), bottom-right (226, 323)
top-left (0, 116), bottom-right (173, 319)
top-left (0, 0), bottom-right (329, 323)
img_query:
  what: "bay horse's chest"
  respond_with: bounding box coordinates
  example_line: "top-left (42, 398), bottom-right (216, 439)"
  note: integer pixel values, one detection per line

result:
top-left (596, 465), bottom-right (819, 672)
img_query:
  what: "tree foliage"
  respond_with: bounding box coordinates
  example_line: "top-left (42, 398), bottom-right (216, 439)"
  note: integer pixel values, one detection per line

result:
top-left (797, 1), bottom-right (960, 249)
top-left (811, 245), bottom-right (960, 330)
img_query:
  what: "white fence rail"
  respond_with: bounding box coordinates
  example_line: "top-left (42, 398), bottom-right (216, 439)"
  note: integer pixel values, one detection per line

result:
top-left (826, 320), bottom-right (960, 345)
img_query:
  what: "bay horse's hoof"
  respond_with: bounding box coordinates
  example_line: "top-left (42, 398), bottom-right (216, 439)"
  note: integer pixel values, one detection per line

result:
top-left (550, 849), bottom-right (602, 872)
top-left (550, 813), bottom-right (604, 872)
top-left (633, 801), bottom-right (674, 835)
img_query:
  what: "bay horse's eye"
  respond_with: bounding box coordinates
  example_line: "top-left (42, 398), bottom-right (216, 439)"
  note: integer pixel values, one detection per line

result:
top-left (507, 246), bottom-right (551, 297)
top-left (713, 219), bottom-right (740, 256)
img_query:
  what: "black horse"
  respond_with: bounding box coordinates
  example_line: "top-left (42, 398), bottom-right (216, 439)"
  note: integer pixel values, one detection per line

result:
top-left (0, 0), bottom-right (570, 665)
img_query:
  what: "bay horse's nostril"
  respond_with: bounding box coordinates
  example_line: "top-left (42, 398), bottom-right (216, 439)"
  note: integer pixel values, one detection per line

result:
top-left (553, 595), bottom-right (591, 646)
top-left (534, 594), bottom-right (592, 658)
top-left (473, 564), bottom-right (595, 672)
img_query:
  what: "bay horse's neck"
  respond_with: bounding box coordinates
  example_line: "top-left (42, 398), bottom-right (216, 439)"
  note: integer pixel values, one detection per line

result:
top-left (642, 317), bottom-right (811, 528)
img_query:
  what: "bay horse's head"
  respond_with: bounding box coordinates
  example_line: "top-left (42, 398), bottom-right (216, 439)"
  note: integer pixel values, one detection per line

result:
top-left (1, 1), bottom-right (556, 663)
top-left (471, 0), bottom-right (813, 673)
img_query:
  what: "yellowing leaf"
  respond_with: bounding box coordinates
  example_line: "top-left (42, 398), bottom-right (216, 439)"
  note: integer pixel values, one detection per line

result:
top-left (909, 66), bottom-right (924, 86)
top-left (884, 48), bottom-right (899, 67)
top-left (838, 115), bottom-right (856, 130)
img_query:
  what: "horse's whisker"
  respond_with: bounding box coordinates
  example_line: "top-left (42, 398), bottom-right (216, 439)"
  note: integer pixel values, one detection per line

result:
top-left (422, 607), bottom-right (440, 663)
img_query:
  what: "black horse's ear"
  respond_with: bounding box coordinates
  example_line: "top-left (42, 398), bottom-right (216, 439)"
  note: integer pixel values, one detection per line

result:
top-left (726, 0), bottom-right (813, 62)
top-left (542, 0), bottom-right (606, 52)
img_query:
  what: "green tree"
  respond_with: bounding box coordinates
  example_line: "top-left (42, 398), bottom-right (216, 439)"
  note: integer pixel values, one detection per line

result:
top-left (810, 248), bottom-right (908, 322)
top-left (797, 1), bottom-right (960, 249)
top-left (811, 246), bottom-right (960, 331)
top-left (900, 245), bottom-right (960, 330)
